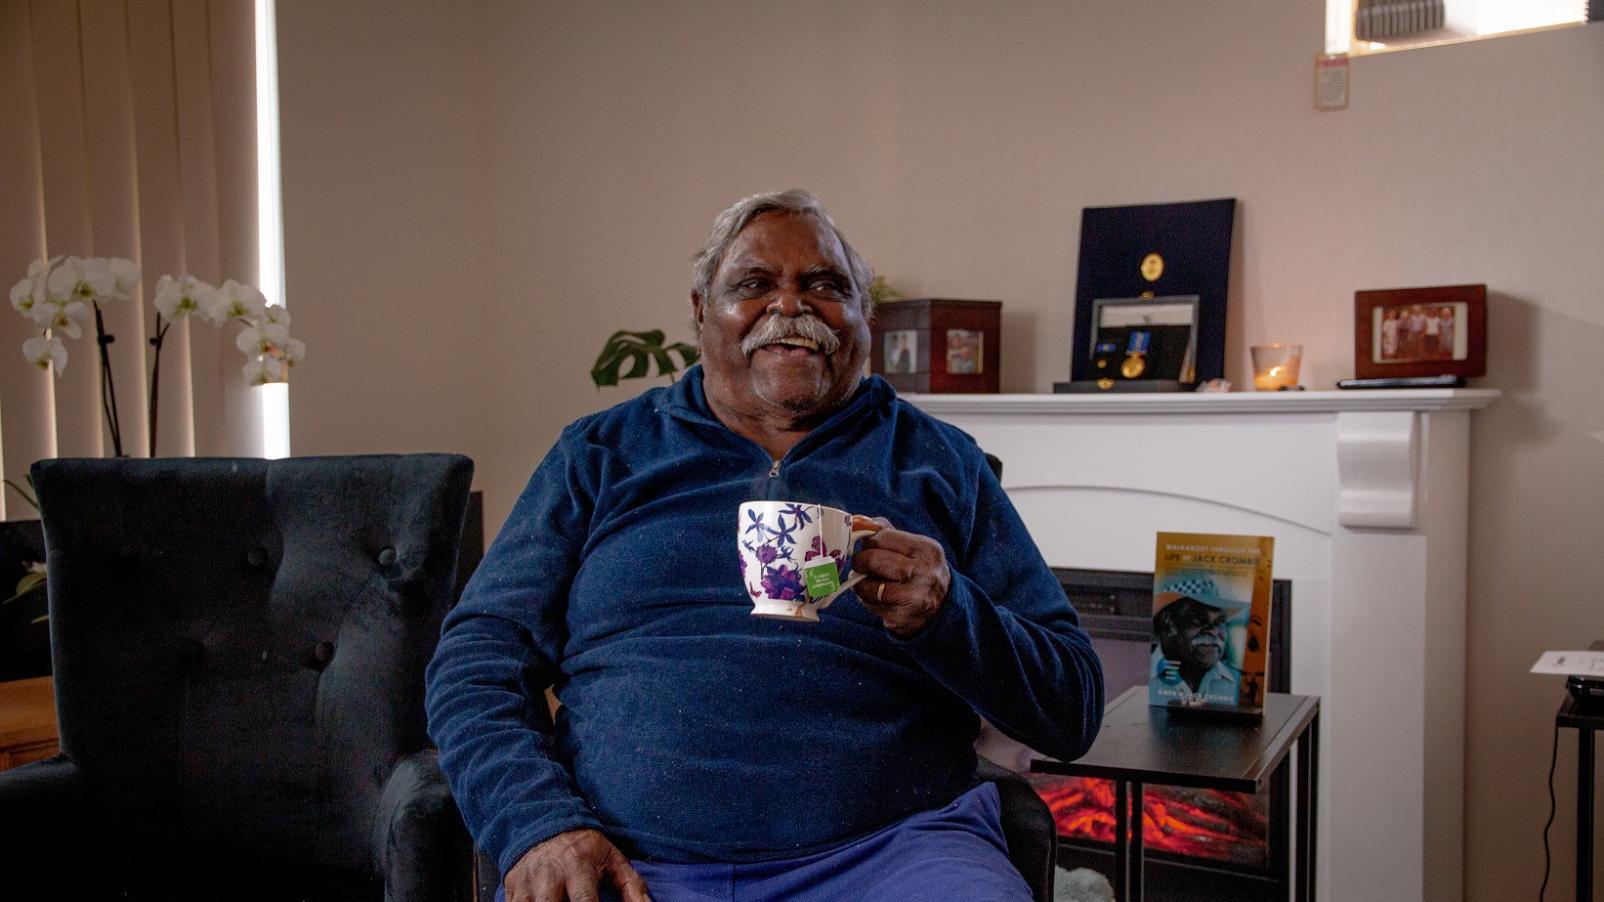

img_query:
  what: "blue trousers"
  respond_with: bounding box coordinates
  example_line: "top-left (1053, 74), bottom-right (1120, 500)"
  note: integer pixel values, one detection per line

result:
top-left (495, 782), bottom-right (1032, 902)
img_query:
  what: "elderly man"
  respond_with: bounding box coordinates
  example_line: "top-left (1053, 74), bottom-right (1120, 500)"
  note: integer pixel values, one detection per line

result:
top-left (426, 190), bottom-right (1103, 902)
top-left (1150, 595), bottom-right (1241, 705)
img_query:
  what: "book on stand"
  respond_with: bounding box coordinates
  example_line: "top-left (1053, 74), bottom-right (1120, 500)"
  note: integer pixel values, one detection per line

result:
top-left (1148, 532), bottom-right (1276, 718)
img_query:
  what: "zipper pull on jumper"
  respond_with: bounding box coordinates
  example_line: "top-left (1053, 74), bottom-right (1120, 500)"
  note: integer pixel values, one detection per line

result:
top-left (769, 459), bottom-right (781, 478)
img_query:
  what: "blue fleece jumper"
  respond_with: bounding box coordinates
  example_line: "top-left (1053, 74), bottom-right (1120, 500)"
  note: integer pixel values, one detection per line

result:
top-left (425, 366), bottom-right (1103, 876)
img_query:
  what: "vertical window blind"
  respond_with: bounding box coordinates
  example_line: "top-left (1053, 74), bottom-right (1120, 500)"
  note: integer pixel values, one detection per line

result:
top-left (0, 0), bottom-right (262, 517)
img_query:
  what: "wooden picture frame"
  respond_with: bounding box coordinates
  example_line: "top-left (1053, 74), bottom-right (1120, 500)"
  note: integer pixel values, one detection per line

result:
top-left (869, 298), bottom-right (1001, 393)
top-left (1354, 284), bottom-right (1486, 380)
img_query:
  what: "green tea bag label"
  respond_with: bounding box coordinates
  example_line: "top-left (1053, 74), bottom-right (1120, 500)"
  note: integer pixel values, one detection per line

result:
top-left (803, 559), bottom-right (841, 600)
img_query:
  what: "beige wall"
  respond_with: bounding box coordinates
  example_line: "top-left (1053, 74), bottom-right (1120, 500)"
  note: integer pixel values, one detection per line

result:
top-left (277, 2), bottom-right (1604, 897)
top-left (277, 0), bottom-right (495, 474)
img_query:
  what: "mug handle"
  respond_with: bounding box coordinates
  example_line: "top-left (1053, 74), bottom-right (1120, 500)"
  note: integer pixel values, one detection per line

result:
top-left (815, 525), bottom-right (880, 611)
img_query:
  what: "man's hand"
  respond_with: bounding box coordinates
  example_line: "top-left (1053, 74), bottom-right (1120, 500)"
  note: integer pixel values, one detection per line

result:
top-left (851, 517), bottom-right (951, 638)
top-left (503, 829), bottom-right (651, 902)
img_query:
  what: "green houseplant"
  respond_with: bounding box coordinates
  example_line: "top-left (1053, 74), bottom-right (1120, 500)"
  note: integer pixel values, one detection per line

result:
top-left (590, 329), bottom-right (699, 388)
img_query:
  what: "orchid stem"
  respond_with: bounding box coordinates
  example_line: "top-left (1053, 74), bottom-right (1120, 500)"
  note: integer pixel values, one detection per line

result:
top-left (148, 314), bottom-right (170, 457)
top-left (92, 301), bottom-right (124, 457)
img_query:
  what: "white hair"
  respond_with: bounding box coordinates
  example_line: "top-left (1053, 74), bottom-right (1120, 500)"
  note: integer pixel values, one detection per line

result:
top-left (690, 189), bottom-right (875, 310)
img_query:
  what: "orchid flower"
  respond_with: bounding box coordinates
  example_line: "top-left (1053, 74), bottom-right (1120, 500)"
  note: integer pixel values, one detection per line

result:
top-left (9, 257), bottom-right (62, 317)
top-left (9, 278), bottom-right (40, 316)
top-left (106, 258), bottom-right (140, 301)
top-left (153, 275), bottom-right (214, 321)
top-left (22, 336), bottom-right (67, 375)
top-left (235, 319), bottom-right (290, 355)
top-left (14, 254), bottom-right (311, 461)
top-left (243, 354), bottom-right (284, 386)
top-left (31, 299), bottom-right (90, 340)
top-left (206, 279), bottom-right (267, 323)
top-left (46, 256), bottom-right (116, 304)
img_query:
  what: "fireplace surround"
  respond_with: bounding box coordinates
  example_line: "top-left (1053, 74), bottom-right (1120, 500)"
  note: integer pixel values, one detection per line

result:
top-left (908, 387), bottom-right (1497, 901)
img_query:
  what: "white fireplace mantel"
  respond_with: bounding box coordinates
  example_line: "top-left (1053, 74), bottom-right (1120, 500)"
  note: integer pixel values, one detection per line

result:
top-left (906, 388), bottom-right (1499, 902)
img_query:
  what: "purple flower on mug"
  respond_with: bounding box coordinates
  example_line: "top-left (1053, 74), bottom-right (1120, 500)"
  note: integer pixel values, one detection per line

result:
top-left (767, 516), bottom-right (800, 548)
top-left (804, 536), bottom-right (846, 575)
top-left (762, 564), bottom-right (805, 601)
top-left (744, 509), bottom-right (766, 537)
top-left (756, 544), bottom-right (780, 565)
top-left (804, 536), bottom-right (827, 560)
top-left (780, 503), bottom-right (813, 526)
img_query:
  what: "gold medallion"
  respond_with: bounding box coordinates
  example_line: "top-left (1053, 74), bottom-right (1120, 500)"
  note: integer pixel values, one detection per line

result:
top-left (1140, 252), bottom-right (1164, 282)
top-left (1096, 377), bottom-right (1115, 390)
top-left (1096, 359), bottom-right (1108, 369)
top-left (1121, 354), bottom-right (1146, 379)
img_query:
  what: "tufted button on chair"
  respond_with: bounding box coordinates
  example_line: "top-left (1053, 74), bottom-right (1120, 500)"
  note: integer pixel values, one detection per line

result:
top-left (0, 454), bottom-right (476, 902)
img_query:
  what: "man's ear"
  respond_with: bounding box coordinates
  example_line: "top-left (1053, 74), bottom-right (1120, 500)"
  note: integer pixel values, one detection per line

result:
top-left (690, 292), bottom-right (704, 332)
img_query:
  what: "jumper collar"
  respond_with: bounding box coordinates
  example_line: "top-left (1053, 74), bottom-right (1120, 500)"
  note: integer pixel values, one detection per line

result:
top-left (659, 364), bottom-right (896, 449)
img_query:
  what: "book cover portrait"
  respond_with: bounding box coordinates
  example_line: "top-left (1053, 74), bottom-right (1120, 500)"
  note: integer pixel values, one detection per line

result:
top-left (1149, 532), bottom-right (1275, 712)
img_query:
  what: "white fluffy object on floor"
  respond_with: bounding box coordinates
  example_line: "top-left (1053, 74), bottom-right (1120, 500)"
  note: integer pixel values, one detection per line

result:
top-left (1054, 866), bottom-right (1114, 902)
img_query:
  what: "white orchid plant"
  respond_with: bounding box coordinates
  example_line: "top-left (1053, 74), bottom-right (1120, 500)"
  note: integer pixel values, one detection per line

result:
top-left (9, 255), bottom-right (305, 458)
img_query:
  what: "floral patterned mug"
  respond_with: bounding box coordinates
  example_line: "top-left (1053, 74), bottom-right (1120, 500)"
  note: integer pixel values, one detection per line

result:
top-left (738, 501), bottom-right (880, 621)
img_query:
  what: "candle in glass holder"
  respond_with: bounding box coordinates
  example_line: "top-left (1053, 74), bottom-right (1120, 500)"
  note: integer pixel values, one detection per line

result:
top-left (1250, 343), bottom-right (1303, 391)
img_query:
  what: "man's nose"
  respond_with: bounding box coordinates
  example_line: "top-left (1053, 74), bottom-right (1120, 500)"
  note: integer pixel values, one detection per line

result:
top-left (767, 291), bottom-right (808, 317)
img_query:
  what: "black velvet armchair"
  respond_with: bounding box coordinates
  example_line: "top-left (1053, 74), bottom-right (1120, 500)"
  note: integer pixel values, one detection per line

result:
top-left (0, 454), bottom-right (476, 902)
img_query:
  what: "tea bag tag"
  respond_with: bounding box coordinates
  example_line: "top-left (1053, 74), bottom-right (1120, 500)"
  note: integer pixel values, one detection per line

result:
top-left (802, 558), bottom-right (842, 600)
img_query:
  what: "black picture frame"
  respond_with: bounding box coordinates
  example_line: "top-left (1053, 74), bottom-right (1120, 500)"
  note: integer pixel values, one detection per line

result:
top-left (1086, 295), bottom-right (1201, 386)
top-left (1069, 198), bottom-right (1235, 386)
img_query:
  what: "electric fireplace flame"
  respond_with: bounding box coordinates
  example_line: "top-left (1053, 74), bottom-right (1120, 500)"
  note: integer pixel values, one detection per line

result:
top-left (1030, 775), bottom-right (1269, 868)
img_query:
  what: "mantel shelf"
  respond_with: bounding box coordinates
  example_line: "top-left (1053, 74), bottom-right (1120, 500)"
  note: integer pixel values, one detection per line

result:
top-left (903, 387), bottom-right (1500, 416)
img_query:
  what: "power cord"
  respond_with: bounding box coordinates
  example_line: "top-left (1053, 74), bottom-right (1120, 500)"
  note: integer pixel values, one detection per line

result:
top-left (1540, 719), bottom-right (1559, 901)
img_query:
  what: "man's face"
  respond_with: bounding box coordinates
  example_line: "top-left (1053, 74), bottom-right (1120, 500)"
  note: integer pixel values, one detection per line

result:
top-left (1159, 600), bottom-right (1228, 668)
top-left (694, 212), bottom-right (870, 419)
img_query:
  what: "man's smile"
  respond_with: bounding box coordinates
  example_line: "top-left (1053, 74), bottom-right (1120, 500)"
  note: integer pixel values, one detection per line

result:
top-left (755, 336), bottom-right (822, 358)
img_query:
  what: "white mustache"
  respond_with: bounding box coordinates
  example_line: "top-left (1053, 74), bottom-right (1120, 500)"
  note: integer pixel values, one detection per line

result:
top-left (740, 314), bottom-right (841, 358)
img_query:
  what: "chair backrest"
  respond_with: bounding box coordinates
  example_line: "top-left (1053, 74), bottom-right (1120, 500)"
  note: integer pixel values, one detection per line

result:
top-left (32, 454), bottom-right (473, 873)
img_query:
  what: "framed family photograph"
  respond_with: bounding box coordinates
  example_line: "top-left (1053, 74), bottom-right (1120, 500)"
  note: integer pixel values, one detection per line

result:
top-left (1354, 284), bottom-right (1486, 381)
top-left (883, 329), bottom-right (920, 375)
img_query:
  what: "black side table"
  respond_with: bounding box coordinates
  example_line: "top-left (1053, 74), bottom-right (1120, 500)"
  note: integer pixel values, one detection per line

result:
top-left (1557, 691), bottom-right (1603, 902)
top-left (1032, 686), bottom-right (1321, 902)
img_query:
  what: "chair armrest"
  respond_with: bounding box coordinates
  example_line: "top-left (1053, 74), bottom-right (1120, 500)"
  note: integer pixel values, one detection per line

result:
top-left (975, 757), bottom-right (1057, 902)
top-left (373, 749), bottom-right (475, 902)
top-left (0, 755), bottom-right (87, 870)
top-left (474, 847), bottom-right (501, 902)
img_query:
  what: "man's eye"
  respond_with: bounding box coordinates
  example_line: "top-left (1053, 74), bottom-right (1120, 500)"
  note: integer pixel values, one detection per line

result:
top-left (736, 278), bottom-right (769, 291)
top-left (809, 280), bottom-right (845, 295)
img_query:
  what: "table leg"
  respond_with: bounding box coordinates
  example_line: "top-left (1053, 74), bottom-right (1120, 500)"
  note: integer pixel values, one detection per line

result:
top-left (1580, 725), bottom-right (1594, 902)
top-left (1296, 712), bottom-right (1319, 902)
top-left (1130, 781), bottom-right (1145, 902)
top-left (1114, 779), bottom-right (1128, 902)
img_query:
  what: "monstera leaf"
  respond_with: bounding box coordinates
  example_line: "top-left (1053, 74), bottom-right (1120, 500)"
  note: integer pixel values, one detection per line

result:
top-left (590, 330), bottom-right (700, 388)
